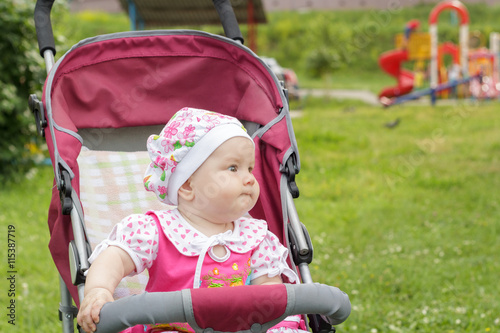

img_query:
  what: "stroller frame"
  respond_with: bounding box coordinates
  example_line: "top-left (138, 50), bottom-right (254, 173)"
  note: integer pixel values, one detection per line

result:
top-left (30, 1), bottom-right (349, 332)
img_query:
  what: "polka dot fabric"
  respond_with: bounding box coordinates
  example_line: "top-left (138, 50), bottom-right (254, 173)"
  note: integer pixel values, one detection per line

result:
top-left (89, 209), bottom-right (297, 283)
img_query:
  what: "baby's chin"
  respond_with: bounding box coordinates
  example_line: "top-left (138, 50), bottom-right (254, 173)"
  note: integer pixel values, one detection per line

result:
top-left (240, 196), bottom-right (258, 212)
top-left (229, 206), bottom-right (256, 222)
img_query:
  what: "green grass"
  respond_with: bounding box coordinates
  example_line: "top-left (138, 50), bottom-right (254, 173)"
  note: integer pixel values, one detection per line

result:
top-left (0, 167), bottom-right (61, 332)
top-left (298, 69), bottom-right (395, 94)
top-left (293, 98), bottom-right (500, 332)
top-left (1, 99), bottom-right (499, 332)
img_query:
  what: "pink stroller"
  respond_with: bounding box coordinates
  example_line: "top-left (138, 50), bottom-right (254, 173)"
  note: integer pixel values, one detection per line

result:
top-left (30, 1), bottom-right (350, 332)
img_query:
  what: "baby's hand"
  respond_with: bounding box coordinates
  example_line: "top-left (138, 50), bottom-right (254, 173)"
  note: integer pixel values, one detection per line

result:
top-left (77, 288), bottom-right (114, 333)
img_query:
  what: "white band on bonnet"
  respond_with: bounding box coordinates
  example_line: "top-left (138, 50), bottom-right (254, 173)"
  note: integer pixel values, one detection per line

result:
top-left (167, 123), bottom-right (254, 205)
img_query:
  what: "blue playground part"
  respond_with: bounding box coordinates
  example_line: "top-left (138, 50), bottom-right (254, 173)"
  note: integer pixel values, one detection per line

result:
top-left (381, 74), bottom-right (481, 107)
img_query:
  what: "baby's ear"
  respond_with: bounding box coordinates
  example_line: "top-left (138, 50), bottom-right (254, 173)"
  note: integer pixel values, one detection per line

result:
top-left (178, 179), bottom-right (194, 201)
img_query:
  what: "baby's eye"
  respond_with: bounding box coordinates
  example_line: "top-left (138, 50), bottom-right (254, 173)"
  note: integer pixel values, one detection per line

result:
top-left (228, 165), bottom-right (237, 172)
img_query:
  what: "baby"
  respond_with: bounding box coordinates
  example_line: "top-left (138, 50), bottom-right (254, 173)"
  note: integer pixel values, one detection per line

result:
top-left (77, 107), bottom-right (302, 333)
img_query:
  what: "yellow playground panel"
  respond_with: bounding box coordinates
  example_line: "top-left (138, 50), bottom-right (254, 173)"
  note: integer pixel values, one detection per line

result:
top-left (395, 32), bottom-right (431, 60)
top-left (469, 53), bottom-right (494, 77)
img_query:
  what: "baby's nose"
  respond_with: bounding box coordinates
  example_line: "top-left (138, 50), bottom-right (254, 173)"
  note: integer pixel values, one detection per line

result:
top-left (243, 172), bottom-right (256, 185)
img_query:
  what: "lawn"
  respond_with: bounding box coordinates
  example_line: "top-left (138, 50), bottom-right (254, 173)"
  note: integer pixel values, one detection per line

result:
top-left (1, 97), bottom-right (499, 332)
top-left (298, 69), bottom-right (395, 95)
top-left (293, 97), bottom-right (500, 332)
top-left (0, 166), bottom-right (60, 332)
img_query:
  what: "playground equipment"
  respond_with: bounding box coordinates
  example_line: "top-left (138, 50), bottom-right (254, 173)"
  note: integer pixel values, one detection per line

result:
top-left (429, 0), bottom-right (469, 89)
top-left (379, 0), bottom-right (500, 106)
top-left (378, 49), bottom-right (414, 98)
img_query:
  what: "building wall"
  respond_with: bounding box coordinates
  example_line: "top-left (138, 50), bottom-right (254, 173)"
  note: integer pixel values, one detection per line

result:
top-left (69, 0), bottom-right (122, 13)
top-left (69, 0), bottom-right (498, 14)
top-left (262, 0), bottom-right (499, 11)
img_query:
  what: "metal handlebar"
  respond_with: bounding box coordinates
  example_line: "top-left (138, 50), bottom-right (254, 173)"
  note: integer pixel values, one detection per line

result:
top-left (33, 0), bottom-right (244, 59)
top-left (212, 0), bottom-right (244, 43)
top-left (95, 284), bottom-right (351, 333)
top-left (34, 0), bottom-right (56, 57)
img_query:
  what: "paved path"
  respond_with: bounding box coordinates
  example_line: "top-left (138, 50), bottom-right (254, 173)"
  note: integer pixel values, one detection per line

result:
top-left (299, 89), bottom-right (380, 105)
top-left (289, 89), bottom-right (380, 117)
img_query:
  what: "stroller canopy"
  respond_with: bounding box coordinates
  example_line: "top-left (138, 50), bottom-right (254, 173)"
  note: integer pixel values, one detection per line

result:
top-left (43, 30), bottom-right (299, 304)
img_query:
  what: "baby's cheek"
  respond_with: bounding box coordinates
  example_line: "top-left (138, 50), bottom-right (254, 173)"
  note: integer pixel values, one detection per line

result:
top-left (253, 182), bottom-right (260, 197)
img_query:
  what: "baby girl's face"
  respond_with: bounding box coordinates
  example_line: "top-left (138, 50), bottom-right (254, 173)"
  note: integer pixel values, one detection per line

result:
top-left (189, 137), bottom-right (260, 224)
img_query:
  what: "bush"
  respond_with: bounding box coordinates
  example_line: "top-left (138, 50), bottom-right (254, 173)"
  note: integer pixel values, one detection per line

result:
top-left (305, 47), bottom-right (343, 78)
top-left (0, 0), bottom-right (45, 182)
top-left (257, 3), bottom-right (500, 80)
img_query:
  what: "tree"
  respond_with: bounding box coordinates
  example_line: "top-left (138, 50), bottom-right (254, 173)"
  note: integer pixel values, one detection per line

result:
top-left (0, 0), bottom-right (45, 181)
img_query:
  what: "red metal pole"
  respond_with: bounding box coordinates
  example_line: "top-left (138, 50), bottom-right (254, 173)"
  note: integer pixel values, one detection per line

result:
top-left (247, 0), bottom-right (257, 52)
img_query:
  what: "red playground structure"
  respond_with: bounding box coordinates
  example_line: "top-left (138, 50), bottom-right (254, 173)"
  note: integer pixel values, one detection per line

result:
top-left (378, 49), bottom-right (414, 99)
top-left (378, 0), bottom-right (500, 106)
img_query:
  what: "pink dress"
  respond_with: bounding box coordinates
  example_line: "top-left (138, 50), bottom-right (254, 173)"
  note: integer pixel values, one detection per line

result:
top-left (90, 209), bottom-right (300, 333)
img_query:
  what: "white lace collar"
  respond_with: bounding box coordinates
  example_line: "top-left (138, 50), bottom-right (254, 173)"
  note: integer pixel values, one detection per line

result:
top-left (155, 209), bottom-right (268, 257)
top-left (154, 209), bottom-right (268, 289)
